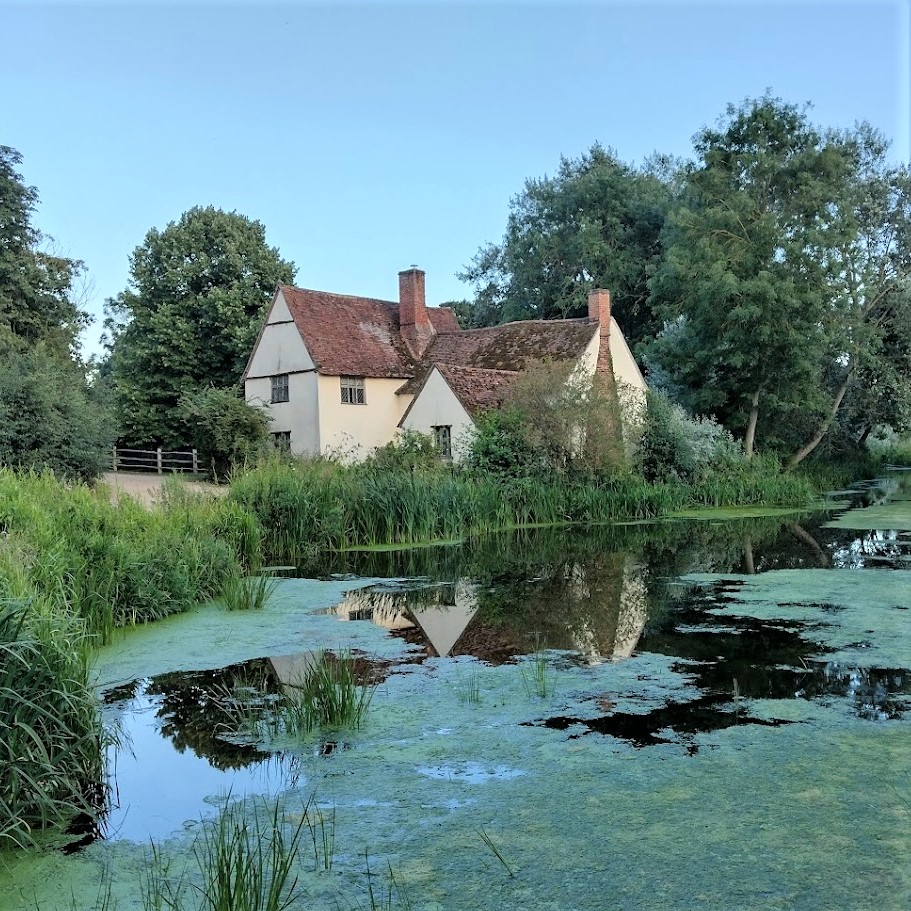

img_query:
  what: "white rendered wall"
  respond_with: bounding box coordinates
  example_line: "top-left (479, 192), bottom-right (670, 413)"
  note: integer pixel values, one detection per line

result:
top-left (245, 371), bottom-right (320, 455)
top-left (399, 368), bottom-right (475, 462)
top-left (245, 291), bottom-right (315, 378)
top-left (316, 375), bottom-right (412, 460)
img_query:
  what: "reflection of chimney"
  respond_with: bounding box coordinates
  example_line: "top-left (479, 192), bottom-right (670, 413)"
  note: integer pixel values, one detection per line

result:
top-left (399, 266), bottom-right (434, 358)
top-left (588, 288), bottom-right (612, 374)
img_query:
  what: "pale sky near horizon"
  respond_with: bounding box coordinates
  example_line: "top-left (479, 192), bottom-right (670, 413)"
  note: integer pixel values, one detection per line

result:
top-left (3, 0), bottom-right (909, 358)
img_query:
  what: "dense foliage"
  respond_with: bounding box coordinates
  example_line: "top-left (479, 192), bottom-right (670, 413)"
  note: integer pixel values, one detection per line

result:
top-left (459, 145), bottom-right (676, 346)
top-left (106, 206), bottom-right (296, 448)
top-left (179, 386), bottom-right (271, 479)
top-left (0, 145), bottom-right (114, 479)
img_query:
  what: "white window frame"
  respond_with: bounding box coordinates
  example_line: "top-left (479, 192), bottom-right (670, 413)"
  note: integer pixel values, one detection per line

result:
top-left (340, 376), bottom-right (366, 405)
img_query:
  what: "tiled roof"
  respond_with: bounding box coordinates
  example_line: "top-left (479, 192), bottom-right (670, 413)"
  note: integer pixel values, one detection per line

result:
top-left (425, 319), bottom-right (597, 372)
top-left (279, 285), bottom-right (459, 379)
top-left (397, 318), bottom-right (598, 395)
top-left (435, 364), bottom-right (518, 416)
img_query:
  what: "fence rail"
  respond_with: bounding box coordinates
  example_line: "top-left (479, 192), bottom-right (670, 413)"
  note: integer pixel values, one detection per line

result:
top-left (112, 447), bottom-right (200, 474)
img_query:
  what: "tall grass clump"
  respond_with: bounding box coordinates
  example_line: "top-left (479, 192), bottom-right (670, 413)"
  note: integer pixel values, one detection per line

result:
top-left (0, 469), bottom-right (262, 642)
top-left (0, 594), bottom-right (104, 849)
top-left (141, 798), bottom-right (306, 911)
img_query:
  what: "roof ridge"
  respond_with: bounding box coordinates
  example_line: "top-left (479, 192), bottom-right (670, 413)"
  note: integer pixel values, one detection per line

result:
top-left (434, 317), bottom-right (594, 337)
top-left (280, 284), bottom-right (455, 312)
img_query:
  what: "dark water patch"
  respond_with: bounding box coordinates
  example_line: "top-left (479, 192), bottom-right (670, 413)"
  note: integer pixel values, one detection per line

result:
top-left (527, 695), bottom-right (791, 752)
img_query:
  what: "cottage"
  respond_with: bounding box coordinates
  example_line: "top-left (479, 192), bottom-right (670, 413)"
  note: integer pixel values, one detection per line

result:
top-left (242, 268), bottom-right (646, 460)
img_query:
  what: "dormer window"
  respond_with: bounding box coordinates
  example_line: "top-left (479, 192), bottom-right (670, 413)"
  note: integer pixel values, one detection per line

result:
top-left (271, 374), bottom-right (289, 403)
top-left (341, 376), bottom-right (366, 405)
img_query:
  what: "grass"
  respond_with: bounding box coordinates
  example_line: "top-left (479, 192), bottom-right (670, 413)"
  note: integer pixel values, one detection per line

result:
top-left (229, 455), bottom-right (823, 565)
top-left (0, 469), bottom-right (262, 643)
top-left (0, 598), bottom-right (105, 850)
top-left (363, 852), bottom-right (414, 911)
top-left (225, 651), bottom-right (377, 741)
top-left (456, 672), bottom-right (482, 705)
top-left (141, 798), bottom-right (307, 911)
top-left (520, 638), bottom-right (554, 699)
top-left (478, 829), bottom-right (516, 878)
top-left (221, 572), bottom-right (279, 612)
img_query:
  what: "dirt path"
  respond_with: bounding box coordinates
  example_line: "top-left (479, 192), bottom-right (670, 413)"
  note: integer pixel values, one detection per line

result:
top-left (101, 471), bottom-right (226, 506)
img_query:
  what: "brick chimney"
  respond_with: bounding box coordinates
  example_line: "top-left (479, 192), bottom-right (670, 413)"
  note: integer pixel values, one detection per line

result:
top-left (588, 288), bottom-right (613, 374)
top-left (399, 266), bottom-right (434, 358)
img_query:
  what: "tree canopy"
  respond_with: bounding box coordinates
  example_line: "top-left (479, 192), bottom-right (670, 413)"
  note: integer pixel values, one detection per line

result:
top-left (646, 96), bottom-right (911, 462)
top-left (0, 144), bottom-right (113, 479)
top-left (107, 206), bottom-right (296, 447)
top-left (459, 145), bottom-right (676, 346)
top-left (0, 145), bottom-right (88, 356)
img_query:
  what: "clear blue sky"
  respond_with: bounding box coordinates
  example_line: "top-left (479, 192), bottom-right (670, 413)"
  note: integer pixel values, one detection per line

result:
top-left (4, 0), bottom-right (909, 357)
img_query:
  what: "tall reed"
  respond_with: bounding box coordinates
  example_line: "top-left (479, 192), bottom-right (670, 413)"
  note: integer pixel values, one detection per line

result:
top-left (0, 597), bottom-right (104, 849)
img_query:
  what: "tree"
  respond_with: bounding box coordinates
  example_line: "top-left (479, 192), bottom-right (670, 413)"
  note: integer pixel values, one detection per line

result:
top-left (0, 145), bottom-right (87, 356)
top-left (647, 95), bottom-right (906, 461)
top-left (787, 125), bottom-right (911, 464)
top-left (107, 206), bottom-right (296, 447)
top-left (0, 347), bottom-right (114, 481)
top-left (0, 144), bottom-right (112, 479)
top-left (459, 145), bottom-right (677, 346)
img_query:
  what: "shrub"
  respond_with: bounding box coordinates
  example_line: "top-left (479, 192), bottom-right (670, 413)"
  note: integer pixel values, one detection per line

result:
top-left (180, 386), bottom-right (270, 479)
top-left (366, 430), bottom-right (442, 472)
top-left (0, 347), bottom-right (115, 482)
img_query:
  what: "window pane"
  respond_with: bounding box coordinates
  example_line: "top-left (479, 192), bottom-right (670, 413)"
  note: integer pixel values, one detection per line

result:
top-left (271, 374), bottom-right (289, 403)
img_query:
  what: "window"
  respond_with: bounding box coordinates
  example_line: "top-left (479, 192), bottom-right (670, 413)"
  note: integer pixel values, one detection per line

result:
top-left (271, 431), bottom-right (291, 451)
top-left (340, 376), bottom-right (366, 405)
top-left (271, 374), bottom-right (289, 403)
top-left (432, 425), bottom-right (452, 460)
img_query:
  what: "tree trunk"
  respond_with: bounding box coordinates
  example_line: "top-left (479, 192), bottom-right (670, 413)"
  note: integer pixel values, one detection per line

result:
top-left (857, 424), bottom-right (872, 446)
top-left (788, 373), bottom-right (852, 468)
top-left (744, 389), bottom-right (761, 460)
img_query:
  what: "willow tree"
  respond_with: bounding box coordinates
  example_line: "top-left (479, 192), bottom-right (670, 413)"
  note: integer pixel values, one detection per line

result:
top-left (649, 95), bottom-right (911, 461)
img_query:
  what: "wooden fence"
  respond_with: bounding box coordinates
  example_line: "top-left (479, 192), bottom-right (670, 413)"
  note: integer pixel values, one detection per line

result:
top-left (111, 447), bottom-right (200, 474)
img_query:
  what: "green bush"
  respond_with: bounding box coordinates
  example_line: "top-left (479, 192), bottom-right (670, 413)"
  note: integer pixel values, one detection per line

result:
top-left (179, 386), bottom-right (270, 479)
top-left (0, 347), bottom-right (115, 482)
top-left (366, 430), bottom-right (443, 472)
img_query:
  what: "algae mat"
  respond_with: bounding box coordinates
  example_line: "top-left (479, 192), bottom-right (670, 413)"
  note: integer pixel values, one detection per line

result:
top-left (2, 649), bottom-right (909, 911)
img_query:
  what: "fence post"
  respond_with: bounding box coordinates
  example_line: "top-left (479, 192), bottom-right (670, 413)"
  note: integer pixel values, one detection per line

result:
top-left (156, 447), bottom-right (163, 474)
top-left (192, 448), bottom-right (199, 474)
top-left (112, 446), bottom-right (117, 472)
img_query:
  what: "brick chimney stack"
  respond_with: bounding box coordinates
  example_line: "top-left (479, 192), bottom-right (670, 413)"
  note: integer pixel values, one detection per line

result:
top-left (399, 266), bottom-right (434, 358)
top-left (588, 288), bottom-right (613, 374)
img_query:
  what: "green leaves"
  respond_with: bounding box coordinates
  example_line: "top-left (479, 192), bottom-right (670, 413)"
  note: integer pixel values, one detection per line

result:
top-left (108, 206), bottom-right (296, 447)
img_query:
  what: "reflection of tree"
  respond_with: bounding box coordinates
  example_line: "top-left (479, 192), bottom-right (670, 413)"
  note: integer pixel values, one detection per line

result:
top-left (143, 660), bottom-right (278, 770)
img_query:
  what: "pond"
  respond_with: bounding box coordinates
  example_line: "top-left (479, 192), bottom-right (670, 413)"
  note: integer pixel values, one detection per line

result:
top-left (2, 475), bottom-right (909, 910)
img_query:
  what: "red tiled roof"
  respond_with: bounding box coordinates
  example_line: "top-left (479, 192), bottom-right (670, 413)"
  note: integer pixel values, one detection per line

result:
top-left (279, 285), bottom-right (459, 379)
top-left (435, 364), bottom-right (518, 416)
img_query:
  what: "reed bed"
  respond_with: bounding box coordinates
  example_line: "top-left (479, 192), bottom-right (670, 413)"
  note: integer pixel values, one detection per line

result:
top-left (229, 457), bottom-right (816, 564)
top-left (0, 469), bottom-right (261, 643)
top-left (0, 597), bottom-right (104, 850)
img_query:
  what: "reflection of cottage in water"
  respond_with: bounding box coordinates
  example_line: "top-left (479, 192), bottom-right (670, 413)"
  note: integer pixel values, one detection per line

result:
top-left (328, 556), bottom-right (649, 664)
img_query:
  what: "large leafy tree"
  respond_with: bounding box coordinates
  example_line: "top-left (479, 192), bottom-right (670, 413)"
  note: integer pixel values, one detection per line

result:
top-left (648, 96), bottom-right (911, 461)
top-left (459, 145), bottom-right (677, 345)
top-left (0, 145), bottom-right (88, 355)
top-left (0, 144), bottom-right (112, 479)
top-left (107, 206), bottom-right (296, 447)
